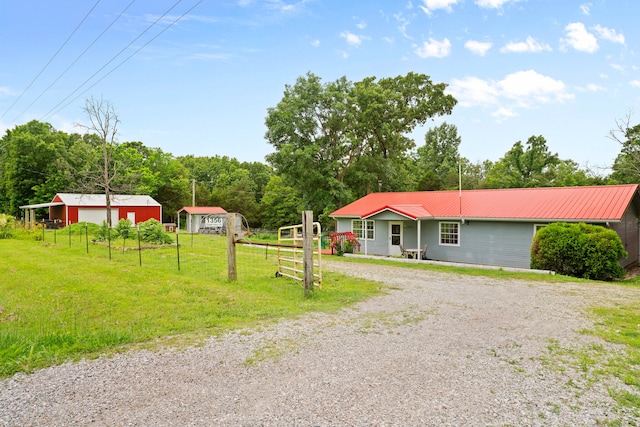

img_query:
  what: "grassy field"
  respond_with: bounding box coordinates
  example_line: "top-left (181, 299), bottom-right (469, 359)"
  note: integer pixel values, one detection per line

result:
top-left (0, 230), bottom-right (382, 378)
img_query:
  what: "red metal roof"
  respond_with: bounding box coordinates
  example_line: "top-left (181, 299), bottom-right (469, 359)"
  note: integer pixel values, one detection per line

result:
top-left (178, 206), bottom-right (227, 215)
top-left (331, 184), bottom-right (639, 222)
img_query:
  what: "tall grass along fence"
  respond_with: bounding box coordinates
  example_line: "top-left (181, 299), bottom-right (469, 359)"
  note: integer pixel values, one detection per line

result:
top-left (19, 223), bottom-right (289, 283)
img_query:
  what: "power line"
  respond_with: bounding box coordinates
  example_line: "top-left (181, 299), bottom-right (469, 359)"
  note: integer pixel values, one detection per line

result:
top-left (41, 0), bottom-right (192, 121)
top-left (12, 0), bottom-right (138, 123)
top-left (0, 0), bottom-right (102, 121)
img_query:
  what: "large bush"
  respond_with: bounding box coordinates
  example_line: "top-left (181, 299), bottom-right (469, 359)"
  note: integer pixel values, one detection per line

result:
top-left (137, 218), bottom-right (173, 245)
top-left (531, 222), bottom-right (627, 280)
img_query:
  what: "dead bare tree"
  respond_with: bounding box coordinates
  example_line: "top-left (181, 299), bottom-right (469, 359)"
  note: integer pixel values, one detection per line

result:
top-left (76, 96), bottom-right (120, 229)
top-left (608, 111), bottom-right (640, 182)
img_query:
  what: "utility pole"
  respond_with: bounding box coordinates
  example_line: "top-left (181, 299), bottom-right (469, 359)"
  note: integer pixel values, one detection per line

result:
top-left (192, 179), bottom-right (196, 206)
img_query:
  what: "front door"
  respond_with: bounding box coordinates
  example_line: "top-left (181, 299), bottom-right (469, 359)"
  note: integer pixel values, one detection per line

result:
top-left (388, 221), bottom-right (403, 256)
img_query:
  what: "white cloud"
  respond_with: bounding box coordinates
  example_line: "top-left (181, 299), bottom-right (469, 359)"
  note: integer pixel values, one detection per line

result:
top-left (576, 83), bottom-right (606, 92)
top-left (265, 0), bottom-right (310, 14)
top-left (593, 25), bottom-right (625, 45)
top-left (0, 86), bottom-right (15, 97)
top-left (465, 40), bottom-right (492, 56)
top-left (475, 0), bottom-right (519, 9)
top-left (394, 13), bottom-right (412, 39)
top-left (580, 3), bottom-right (591, 15)
top-left (340, 31), bottom-right (363, 47)
top-left (448, 71), bottom-right (573, 119)
top-left (310, 39), bottom-right (320, 47)
top-left (189, 53), bottom-right (234, 61)
top-left (499, 70), bottom-right (573, 105)
top-left (415, 38), bottom-right (451, 58)
top-left (492, 107), bottom-right (518, 121)
top-left (419, 0), bottom-right (459, 15)
top-left (631, 80), bottom-right (640, 88)
top-left (561, 22), bottom-right (598, 53)
top-left (355, 20), bottom-right (367, 30)
top-left (448, 76), bottom-right (500, 107)
top-left (500, 36), bottom-right (552, 53)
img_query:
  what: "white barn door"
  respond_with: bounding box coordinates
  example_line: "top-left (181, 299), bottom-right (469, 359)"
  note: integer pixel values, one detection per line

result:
top-left (78, 208), bottom-right (119, 225)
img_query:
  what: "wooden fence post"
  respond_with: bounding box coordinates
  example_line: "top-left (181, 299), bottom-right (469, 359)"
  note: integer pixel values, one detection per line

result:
top-left (226, 213), bottom-right (237, 282)
top-left (302, 210), bottom-right (314, 297)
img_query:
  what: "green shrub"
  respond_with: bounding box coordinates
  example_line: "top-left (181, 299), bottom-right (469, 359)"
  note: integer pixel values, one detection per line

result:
top-left (531, 222), bottom-right (627, 280)
top-left (113, 218), bottom-right (133, 240)
top-left (93, 221), bottom-right (111, 242)
top-left (62, 222), bottom-right (102, 236)
top-left (138, 219), bottom-right (173, 245)
top-left (0, 214), bottom-right (14, 239)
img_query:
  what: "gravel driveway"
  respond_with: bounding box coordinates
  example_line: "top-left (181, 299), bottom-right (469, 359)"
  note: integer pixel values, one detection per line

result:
top-left (1, 260), bottom-right (638, 426)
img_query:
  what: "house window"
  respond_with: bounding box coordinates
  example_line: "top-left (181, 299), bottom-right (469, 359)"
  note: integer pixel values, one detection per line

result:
top-left (533, 224), bottom-right (547, 237)
top-left (440, 222), bottom-right (460, 246)
top-left (352, 219), bottom-right (375, 240)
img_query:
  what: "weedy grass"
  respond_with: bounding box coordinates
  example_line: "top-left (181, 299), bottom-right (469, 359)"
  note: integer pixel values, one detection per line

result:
top-left (0, 232), bottom-right (382, 378)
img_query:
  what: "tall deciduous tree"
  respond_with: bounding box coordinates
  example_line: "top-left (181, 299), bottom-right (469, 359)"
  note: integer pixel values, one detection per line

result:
top-left (484, 135), bottom-right (560, 188)
top-left (259, 175), bottom-right (303, 230)
top-left (415, 122), bottom-right (462, 190)
top-left (0, 120), bottom-right (72, 215)
top-left (265, 71), bottom-right (457, 221)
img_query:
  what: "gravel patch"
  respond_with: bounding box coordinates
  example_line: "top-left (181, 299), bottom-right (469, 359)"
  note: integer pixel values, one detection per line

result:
top-left (1, 261), bottom-right (638, 426)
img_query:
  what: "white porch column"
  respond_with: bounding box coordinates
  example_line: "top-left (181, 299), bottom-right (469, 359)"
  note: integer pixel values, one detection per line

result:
top-left (417, 219), bottom-right (421, 261)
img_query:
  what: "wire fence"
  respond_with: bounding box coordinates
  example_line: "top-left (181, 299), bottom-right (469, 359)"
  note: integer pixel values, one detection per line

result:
top-left (11, 224), bottom-right (305, 292)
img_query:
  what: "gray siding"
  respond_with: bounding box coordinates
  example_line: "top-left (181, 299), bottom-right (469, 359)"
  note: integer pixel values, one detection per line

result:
top-left (610, 203), bottom-right (640, 268)
top-left (337, 212), bottom-right (640, 269)
top-left (420, 221), bottom-right (535, 269)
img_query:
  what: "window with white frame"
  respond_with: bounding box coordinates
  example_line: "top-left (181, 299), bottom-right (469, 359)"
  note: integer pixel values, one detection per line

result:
top-left (439, 222), bottom-right (460, 246)
top-left (533, 224), bottom-right (547, 237)
top-left (352, 219), bottom-right (375, 240)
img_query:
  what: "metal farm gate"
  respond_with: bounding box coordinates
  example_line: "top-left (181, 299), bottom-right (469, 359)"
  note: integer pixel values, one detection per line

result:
top-left (276, 221), bottom-right (322, 289)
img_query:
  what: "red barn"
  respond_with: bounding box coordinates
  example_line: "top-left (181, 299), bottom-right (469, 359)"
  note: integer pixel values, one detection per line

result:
top-left (20, 193), bottom-right (162, 227)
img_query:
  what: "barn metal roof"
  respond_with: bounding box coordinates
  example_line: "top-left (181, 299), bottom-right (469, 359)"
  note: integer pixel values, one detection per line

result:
top-left (178, 206), bottom-right (227, 215)
top-left (331, 184), bottom-right (640, 222)
top-left (52, 193), bottom-right (161, 207)
top-left (19, 201), bottom-right (64, 209)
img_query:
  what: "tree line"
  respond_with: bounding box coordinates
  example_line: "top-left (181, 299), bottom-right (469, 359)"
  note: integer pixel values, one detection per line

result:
top-left (1, 72), bottom-right (638, 230)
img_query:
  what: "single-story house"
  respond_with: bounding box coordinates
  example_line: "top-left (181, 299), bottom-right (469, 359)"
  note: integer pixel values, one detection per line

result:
top-left (177, 206), bottom-right (227, 233)
top-left (20, 193), bottom-right (162, 227)
top-left (330, 184), bottom-right (640, 269)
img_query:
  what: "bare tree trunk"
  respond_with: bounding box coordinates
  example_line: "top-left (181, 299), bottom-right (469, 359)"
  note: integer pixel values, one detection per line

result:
top-left (77, 96), bottom-right (120, 229)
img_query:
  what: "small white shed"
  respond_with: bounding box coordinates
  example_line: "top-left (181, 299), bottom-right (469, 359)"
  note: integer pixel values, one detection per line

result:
top-left (177, 206), bottom-right (227, 233)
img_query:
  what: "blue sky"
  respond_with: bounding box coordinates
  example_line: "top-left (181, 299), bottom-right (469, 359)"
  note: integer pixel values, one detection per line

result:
top-left (1, 0), bottom-right (639, 173)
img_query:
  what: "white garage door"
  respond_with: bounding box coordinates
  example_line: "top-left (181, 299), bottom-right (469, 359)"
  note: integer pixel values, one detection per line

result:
top-left (78, 208), bottom-right (119, 225)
